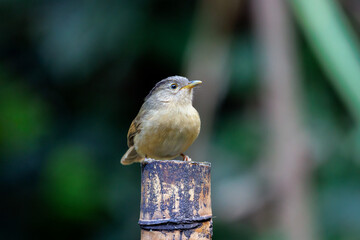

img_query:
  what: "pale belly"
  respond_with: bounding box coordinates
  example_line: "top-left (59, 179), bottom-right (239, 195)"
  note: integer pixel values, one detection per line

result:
top-left (134, 107), bottom-right (200, 160)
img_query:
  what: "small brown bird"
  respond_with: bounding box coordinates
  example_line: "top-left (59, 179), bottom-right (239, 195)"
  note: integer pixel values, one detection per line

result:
top-left (121, 76), bottom-right (202, 165)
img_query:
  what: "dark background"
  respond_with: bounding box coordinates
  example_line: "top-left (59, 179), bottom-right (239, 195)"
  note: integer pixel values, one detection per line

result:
top-left (1, 0), bottom-right (360, 239)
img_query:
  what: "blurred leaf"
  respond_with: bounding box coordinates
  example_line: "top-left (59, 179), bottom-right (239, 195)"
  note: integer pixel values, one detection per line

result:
top-left (212, 221), bottom-right (255, 240)
top-left (230, 36), bottom-right (257, 94)
top-left (351, 127), bottom-right (360, 163)
top-left (320, 185), bottom-right (360, 237)
top-left (146, 17), bottom-right (193, 68)
top-left (0, 73), bottom-right (50, 155)
top-left (289, 0), bottom-right (360, 121)
top-left (33, 0), bottom-right (146, 80)
top-left (215, 113), bottom-right (264, 166)
top-left (42, 144), bottom-right (101, 221)
top-left (255, 230), bottom-right (285, 240)
top-left (304, 71), bottom-right (348, 165)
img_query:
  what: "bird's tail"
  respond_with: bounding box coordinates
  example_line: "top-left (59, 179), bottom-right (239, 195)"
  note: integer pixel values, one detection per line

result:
top-left (121, 146), bottom-right (144, 165)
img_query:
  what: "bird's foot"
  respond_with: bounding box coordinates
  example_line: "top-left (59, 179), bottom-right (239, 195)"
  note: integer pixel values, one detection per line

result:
top-left (181, 153), bottom-right (192, 162)
top-left (144, 155), bottom-right (155, 161)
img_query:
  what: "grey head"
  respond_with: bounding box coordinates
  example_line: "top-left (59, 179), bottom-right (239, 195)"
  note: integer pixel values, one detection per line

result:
top-left (145, 76), bottom-right (202, 106)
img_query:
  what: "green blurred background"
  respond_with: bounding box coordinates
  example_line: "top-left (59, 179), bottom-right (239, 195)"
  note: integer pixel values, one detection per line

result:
top-left (1, 0), bottom-right (360, 239)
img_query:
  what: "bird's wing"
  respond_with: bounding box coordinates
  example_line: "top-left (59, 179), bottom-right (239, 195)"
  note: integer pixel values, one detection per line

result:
top-left (127, 120), bottom-right (139, 147)
top-left (127, 107), bottom-right (146, 147)
top-left (121, 146), bottom-right (143, 165)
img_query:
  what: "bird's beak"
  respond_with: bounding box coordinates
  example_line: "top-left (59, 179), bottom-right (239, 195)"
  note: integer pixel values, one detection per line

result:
top-left (181, 80), bottom-right (202, 90)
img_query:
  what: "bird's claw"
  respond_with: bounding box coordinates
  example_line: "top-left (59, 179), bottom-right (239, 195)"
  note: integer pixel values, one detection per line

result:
top-left (181, 154), bottom-right (192, 162)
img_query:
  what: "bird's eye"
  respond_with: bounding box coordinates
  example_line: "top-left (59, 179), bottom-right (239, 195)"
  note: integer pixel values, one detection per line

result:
top-left (170, 83), bottom-right (178, 89)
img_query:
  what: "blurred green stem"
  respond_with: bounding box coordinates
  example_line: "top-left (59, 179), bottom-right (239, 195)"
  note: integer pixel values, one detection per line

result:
top-left (289, 0), bottom-right (360, 122)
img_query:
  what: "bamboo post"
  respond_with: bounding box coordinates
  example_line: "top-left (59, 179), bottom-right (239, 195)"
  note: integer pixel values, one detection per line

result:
top-left (139, 159), bottom-right (212, 240)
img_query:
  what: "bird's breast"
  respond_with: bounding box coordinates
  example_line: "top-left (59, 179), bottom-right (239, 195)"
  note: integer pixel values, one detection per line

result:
top-left (134, 105), bottom-right (200, 160)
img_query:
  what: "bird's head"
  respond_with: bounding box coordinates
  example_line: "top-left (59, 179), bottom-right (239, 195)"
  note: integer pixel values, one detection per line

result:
top-left (145, 76), bottom-right (202, 106)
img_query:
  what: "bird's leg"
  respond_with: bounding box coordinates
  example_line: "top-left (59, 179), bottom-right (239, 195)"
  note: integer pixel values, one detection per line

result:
top-left (181, 153), bottom-right (192, 162)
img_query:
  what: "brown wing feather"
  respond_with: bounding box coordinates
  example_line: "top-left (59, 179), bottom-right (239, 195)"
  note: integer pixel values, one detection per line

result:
top-left (127, 118), bottom-right (140, 147)
top-left (121, 106), bottom-right (148, 165)
top-left (121, 146), bottom-right (144, 165)
top-left (127, 106), bottom-right (147, 147)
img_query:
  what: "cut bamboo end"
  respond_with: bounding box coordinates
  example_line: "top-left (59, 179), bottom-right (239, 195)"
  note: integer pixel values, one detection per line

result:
top-left (139, 159), bottom-right (212, 240)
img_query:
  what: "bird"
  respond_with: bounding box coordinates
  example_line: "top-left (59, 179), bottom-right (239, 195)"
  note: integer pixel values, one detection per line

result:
top-left (121, 76), bottom-right (202, 165)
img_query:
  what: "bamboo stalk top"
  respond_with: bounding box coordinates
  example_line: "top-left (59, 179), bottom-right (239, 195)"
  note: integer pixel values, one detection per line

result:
top-left (139, 159), bottom-right (212, 239)
top-left (142, 158), bottom-right (211, 167)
